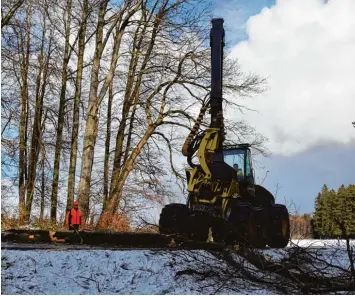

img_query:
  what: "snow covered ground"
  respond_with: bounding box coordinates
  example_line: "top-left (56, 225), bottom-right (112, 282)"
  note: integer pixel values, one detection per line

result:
top-left (1, 240), bottom-right (353, 295)
top-left (290, 239), bottom-right (353, 248)
top-left (1, 249), bottom-right (273, 294)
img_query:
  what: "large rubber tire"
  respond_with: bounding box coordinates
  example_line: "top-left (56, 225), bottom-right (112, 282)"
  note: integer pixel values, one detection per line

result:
top-left (255, 185), bottom-right (275, 207)
top-left (267, 204), bottom-right (290, 248)
top-left (159, 203), bottom-right (189, 235)
top-left (211, 225), bottom-right (224, 243)
top-left (187, 212), bottom-right (210, 242)
top-left (247, 207), bottom-right (267, 248)
top-left (226, 202), bottom-right (252, 245)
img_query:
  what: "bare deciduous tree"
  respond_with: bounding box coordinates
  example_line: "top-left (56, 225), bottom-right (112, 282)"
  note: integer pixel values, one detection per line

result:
top-left (25, 6), bottom-right (53, 222)
top-left (77, 0), bottom-right (143, 222)
top-left (1, 0), bottom-right (25, 28)
top-left (66, 0), bottom-right (90, 215)
top-left (17, 3), bottom-right (32, 222)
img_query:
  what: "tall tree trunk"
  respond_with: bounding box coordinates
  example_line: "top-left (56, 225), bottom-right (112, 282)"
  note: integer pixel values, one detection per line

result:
top-left (99, 34), bottom-right (188, 226)
top-left (77, 0), bottom-right (142, 222)
top-left (40, 149), bottom-right (45, 221)
top-left (50, 0), bottom-right (73, 222)
top-left (108, 11), bottom-right (150, 193)
top-left (77, 0), bottom-right (108, 223)
top-left (19, 5), bottom-right (32, 224)
top-left (109, 3), bottom-right (164, 208)
top-left (99, 80), bottom-right (173, 227)
top-left (66, 0), bottom-right (88, 214)
top-left (103, 80), bottom-right (113, 209)
top-left (98, 125), bottom-right (156, 227)
top-left (25, 11), bottom-right (49, 221)
top-left (108, 9), bottom-right (153, 197)
top-left (123, 98), bottom-right (138, 166)
top-left (99, 78), bottom-right (177, 227)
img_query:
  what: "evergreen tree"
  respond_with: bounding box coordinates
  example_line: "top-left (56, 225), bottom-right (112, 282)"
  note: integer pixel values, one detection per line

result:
top-left (313, 183), bottom-right (355, 238)
top-left (314, 185), bottom-right (328, 237)
top-left (336, 185), bottom-right (348, 236)
top-left (345, 184), bottom-right (355, 236)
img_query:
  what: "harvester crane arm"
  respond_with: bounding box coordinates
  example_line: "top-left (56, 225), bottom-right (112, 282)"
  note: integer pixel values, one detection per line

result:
top-left (210, 18), bottom-right (225, 130)
top-left (181, 18), bottom-right (237, 205)
top-left (182, 18), bottom-right (226, 164)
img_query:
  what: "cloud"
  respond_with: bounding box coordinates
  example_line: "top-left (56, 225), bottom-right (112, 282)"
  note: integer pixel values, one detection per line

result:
top-left (213, 1), bottom-right (249, 42)
top-left (214, 0), bottom-right (275, 44)
top-left (229, 0), bottom-right (355, 155)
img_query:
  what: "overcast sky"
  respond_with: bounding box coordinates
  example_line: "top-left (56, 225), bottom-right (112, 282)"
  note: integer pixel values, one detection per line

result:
top-left (214, 0), bottom-right (355, 213)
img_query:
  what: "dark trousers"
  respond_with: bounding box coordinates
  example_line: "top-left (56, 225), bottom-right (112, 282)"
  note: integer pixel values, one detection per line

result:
top-left (69, 224), bottom-right (80, 231)
top-left (66, 224), bottom-right (83, 244)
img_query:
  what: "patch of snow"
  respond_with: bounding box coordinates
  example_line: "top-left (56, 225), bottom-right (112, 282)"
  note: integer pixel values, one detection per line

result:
top-left (289, 239), bottom-right (354, 249)
top-left (1, 249), bottom-right (274, 295)
top-left (262, 239), bottom-right (354, 271)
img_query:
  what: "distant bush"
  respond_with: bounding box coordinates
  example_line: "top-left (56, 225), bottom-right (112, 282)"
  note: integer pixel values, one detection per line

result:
top-left (1, 214), bottom-right (66, 231)
top-left (1, 214), bottom-right (20, 230)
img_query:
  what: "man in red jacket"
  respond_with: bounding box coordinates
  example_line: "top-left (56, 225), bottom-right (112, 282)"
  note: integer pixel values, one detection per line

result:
top-left (65, 201), bottom-right (82, 231)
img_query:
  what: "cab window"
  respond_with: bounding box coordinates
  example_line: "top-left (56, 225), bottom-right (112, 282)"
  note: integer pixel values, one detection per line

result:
top-left (223, 149), bottom-right (245, 178)
top-left (223, 148), bottom-right (254, 184)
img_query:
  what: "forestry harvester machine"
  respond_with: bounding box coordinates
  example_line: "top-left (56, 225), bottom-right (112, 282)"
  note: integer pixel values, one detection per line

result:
top-left (159, 18), bottom-right (290, 248)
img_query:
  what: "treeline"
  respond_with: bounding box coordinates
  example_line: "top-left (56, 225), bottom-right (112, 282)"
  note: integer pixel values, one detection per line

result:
top-left (289, 184), bottom-right (355, 239)
top-left (290, 214), bottom-right (313, 239)
top-left (1, 0), bottom-right (266, 228)
top-left (313, 184), bottom-right (355, 238)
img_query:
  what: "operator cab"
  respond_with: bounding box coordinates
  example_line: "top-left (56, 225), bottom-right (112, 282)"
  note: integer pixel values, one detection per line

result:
top-left (222, 144), bottom-right (255, 185)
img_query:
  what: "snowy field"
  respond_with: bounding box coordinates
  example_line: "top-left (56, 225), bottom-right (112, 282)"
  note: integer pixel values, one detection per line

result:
top-left (290, 239), bottom-right (353, 248)
top-left (1, 240), bottom-right (354, 295)
top-left (1, 249), bottom-right (273, 295)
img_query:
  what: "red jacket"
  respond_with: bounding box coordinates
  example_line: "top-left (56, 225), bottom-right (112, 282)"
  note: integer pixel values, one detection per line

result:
top-left (66, 208), bottom-right (82, 225)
